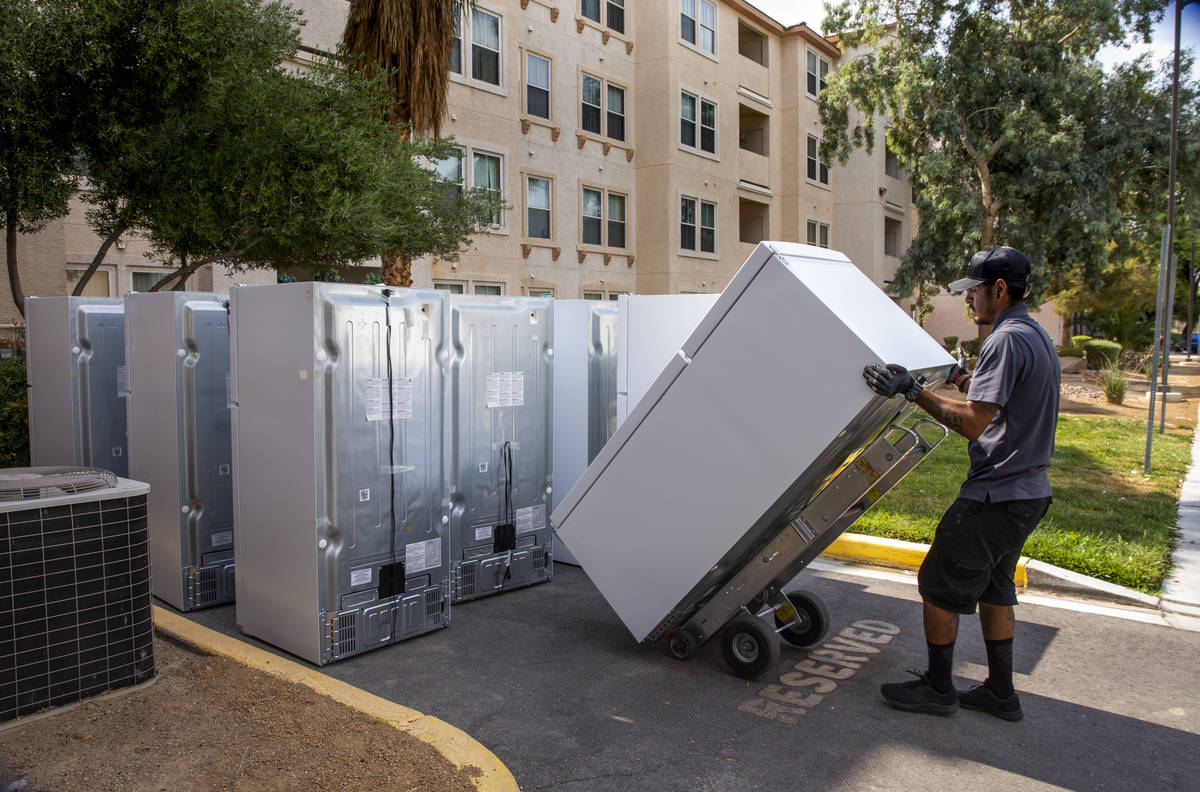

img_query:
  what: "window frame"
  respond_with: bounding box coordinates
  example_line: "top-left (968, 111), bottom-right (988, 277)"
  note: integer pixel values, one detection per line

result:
top-left (680, 195), bottom-right (717, 255)
top-left (806, 134), bottom-right (830, 187)
top-left (524, 51), bottom-right (551, 120)
top-left (806, 49), bottom-right (830, 99)
top-left (806, 219), bottom-right (831, 249)
top-left (525, 174), bottom-right (554, 241)
top-left (579, 185), bottom-right (629, 250)
top-left (449, 4), bottom-right (505, 92)
top-left (679, 89), bottom-right (717, 157)
top-left (579, 72), bottom-right (628, 143)
top-left (680, 0), bottom-right (717, 56)
top-left (434, 143), bottom-right (507, 230)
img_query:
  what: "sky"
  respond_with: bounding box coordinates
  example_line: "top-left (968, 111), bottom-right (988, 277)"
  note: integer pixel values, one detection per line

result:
top-left (744, 0), bottom-right (1200, 75)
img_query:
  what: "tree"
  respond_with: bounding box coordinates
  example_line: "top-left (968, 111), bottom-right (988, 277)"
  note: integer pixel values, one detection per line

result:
top-left (1, 2), bottom-right (84, 317)
top-left (63, 0), bottom-right (498, 292)
top-left (342, 0), bottom-right (462, 287)
top-left (820, 0), bottom-right (1176, 303)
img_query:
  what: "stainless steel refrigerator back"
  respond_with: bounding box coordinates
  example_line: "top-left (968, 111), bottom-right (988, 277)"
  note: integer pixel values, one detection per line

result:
top-left (26, 297), bottom-right (128, 477)
top-left (230, 282), bottom-right (450, 665)
top-left (446, 295), bottom-right (553, 602)
top-left (125, 292), bottom-right (234, 611)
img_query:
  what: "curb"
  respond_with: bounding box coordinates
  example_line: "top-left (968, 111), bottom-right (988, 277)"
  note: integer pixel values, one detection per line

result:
top-left (824, 533), bottom-right (1155, 609)
top-left (151, 606), bottom-right (520, 792)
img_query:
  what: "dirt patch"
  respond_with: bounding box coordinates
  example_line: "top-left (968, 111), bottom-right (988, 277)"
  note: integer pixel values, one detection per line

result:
top-left (0, 637), bottom-right (481, 792)
top-left (1056, 357), bottom-right (1200, 428)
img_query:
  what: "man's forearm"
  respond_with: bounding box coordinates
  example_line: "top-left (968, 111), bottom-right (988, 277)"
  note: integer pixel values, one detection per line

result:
top-left (914, 388), bottom-right (993, 441)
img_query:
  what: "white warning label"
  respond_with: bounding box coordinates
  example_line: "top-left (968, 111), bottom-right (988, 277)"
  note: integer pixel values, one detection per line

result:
top-left (516, 504), bottom-right (545, 535)
top-left (486, 371), bottom-right (525, 408)
top-left (211, 530), bottom-right (233, 548)
top-left (116, 365), bottom-right (129, 398)
top-left (350, 568), bottom-right (372, 587)
top-left (365, 378), bottom-right (414, 421)
top-left (406, 538), bottom-right (442, 574)
top-left (475, 526), bottom-right (493, 542)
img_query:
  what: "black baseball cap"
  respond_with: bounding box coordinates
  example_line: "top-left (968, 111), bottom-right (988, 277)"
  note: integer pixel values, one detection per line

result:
top-left (948, 246), bottom-right (1030, 292)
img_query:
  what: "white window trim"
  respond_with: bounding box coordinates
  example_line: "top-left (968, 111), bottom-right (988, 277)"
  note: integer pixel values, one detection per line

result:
top-left (440, 143), bottom-right (509, 233)
top-left (523, 49), bottom-right (552, 121)
top-left (66, 267), bottom-right (114, 297)
top-left (806, 133), bottom-right (831, 188)
top-left (805, 47), bottom-right (831, 100)
top-left (679, 193), bottom-right (718, 258)
top-left (679, 0), bottom-right (719, 61)
top-left (524, 173), bottom-right (555, 241)
top-left (679, 87), bottom-right (719, 160)
top-left (806, 219), bottom-right (831, 249)
top-left (449, 3), bottom-right (507, 97)
top-left (579, 185), bottom-right (629, 251)
top-left (579, 71), bottom-right (629, 144)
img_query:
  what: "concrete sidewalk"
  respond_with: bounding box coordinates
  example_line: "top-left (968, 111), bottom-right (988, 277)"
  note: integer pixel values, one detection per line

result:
top-left (1162, 395), bottom-right (1200, 618)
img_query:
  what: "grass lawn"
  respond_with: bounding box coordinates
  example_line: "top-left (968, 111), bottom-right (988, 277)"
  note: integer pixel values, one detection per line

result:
top-left (852, 414), bottom-right (1193, 594)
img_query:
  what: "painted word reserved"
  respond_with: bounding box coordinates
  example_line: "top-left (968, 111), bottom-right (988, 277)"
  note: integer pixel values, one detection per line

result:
top-left (738, 619), bottom-right (900, 725)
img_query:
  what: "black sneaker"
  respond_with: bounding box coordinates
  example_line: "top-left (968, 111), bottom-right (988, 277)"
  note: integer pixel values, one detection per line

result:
top-left (959, 682), bottom-right (1023, 722)
top-left (880, 671), bottom-right (958, 716)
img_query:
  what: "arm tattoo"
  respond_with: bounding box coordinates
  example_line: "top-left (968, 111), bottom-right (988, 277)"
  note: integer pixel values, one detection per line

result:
top-left (920, 395), bottom-right (965, 434)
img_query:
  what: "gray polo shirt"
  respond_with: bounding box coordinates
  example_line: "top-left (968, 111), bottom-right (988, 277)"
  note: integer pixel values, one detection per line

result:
top-left (961, 304), bottom-right (1060, 501)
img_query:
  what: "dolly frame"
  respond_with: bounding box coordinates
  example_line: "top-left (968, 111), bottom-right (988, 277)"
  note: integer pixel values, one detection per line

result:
top-left (664, 418), bottom-right (948, 677)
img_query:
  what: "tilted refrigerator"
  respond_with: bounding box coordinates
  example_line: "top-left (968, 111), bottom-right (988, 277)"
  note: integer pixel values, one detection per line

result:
top-left (229, 283), bottom-right (450, 665)
top-left (552, 242), bottom-right (954, 647)
top-left (25, 297), bottom-right (129, 477)
top-left (125, 291), bottom-right (235, 611)
top-left (445, 295), bottom-right (554, 602)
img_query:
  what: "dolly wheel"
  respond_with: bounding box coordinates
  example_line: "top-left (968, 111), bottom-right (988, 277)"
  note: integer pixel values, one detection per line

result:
top-left (774, 589), bottom-right (829, 648)
top-left (667, 630), bottom-right (697, 661)
top-left (720, 615), bottom-right (780, 679)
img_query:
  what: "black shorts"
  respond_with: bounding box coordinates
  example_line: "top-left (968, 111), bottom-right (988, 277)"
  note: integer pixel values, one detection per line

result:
top-left (917, 496), bottom-right (1051, 614)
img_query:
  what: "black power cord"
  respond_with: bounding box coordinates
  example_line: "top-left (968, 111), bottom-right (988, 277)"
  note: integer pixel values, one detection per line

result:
top-left (382, 289), bottom-right (403, 644)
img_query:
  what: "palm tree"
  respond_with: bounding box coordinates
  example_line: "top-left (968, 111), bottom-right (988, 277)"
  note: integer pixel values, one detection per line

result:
top-left (343, 0), bottom-right (461, 286)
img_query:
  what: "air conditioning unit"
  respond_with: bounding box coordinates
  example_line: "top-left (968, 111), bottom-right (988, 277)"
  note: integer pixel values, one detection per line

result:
top-left (25, 297), bottom-right (129, 477)
top-left (1, 467), bottom-right (155, 722)
top-left (125, 291), bottom-right (234, 611)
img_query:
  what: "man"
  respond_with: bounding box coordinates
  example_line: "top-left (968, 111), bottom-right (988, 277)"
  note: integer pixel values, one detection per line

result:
top-left (862, 245), bottom-right (1059, 722)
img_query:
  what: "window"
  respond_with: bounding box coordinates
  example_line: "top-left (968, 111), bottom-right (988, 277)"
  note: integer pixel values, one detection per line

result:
top-left (581, 74), bottom-right (626, 142)
top-left (584, 289), bottom-right (626, 300)
top-left (66, 269), bottom-right (111, 297)
top-left (582, 75), bottom-right (602, 134)
top-left (806, 50), bottom-right (830, 97)
top-left (807, 135), bottom-right (829, 185)
top-left (884, 217), bottom-right (901, 257)
top-left (528, 288), bottom-right (555, 297)
top-left (435, 146), bottom-right (504, 225)
top-left (450, 9), bottom-right (462, 74)
top-left (471, 8), bottom-right (501, 85)
top-left (681, 0), bottom-right (716, 55)
top-left (582, 0), bottom-right (624, 34)
top-left (434, 282), bottom-right (466, 294)
top-left (131, 272), bottom-right (160, 292)
top-left (474, 283), bottom-right (503, 295)
top-left (807, 220), bottom-right (830, 249)
top-left (527, 176), bottom-right (552, 239)
top-left (680, 91), bottom-right (716, 154)
top-left (681, 196), bottom-right (716, 253)
top-left (581, 187), bottom-right (627, 248)
top-left (526, 53), bottom-right (550, 118)
top-left (885, 148), bottom-right (900, 179)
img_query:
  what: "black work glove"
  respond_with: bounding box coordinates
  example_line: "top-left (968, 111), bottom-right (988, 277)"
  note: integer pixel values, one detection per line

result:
top-left (863, 363), bottom-right (925, 402)
top-left (946, 349), bottom-right (971, 394)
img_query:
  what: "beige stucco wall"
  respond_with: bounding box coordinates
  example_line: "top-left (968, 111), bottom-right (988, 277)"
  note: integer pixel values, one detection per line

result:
top-left (921, 291), bottom-right (1066, 348)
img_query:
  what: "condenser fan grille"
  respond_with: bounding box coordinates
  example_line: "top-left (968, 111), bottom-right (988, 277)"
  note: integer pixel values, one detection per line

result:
top-left (0, 467), bottom-right (118, 502)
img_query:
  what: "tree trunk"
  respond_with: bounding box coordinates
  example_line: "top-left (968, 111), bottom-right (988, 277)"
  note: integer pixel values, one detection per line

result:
top-left (72, 227), bottom-right (125, 296)
top-left (381, 250), bottom-right (412, 287)
top-left (6, 210), bottom-right (25, 318)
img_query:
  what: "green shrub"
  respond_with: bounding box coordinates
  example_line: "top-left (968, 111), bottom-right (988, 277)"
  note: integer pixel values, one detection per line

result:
top-left (363, 271), bottom-right (383, 285)
top-left (1100, 362), bottom-right (1127, 405)
top-left (1083, 339), bottom-right (1122, 370)
top-left (942, 335), bottom-right (959, 353)
top-left (1058, 345), bottom-right (1083, 357)
top-left (1071, 335), bottom-right (1092, 350)
top-left (0, 357), bottom-right (29, 468)
top-left (961, 338), bottom-right (980, 358)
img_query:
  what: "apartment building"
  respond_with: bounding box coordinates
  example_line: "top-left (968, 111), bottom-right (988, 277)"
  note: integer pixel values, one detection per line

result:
top-left (0, 0), bottom-right (915, 343)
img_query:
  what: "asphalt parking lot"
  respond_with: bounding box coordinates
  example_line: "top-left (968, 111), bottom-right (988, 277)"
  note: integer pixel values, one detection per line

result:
top-left (181, 562), bottom-right (1200, 792)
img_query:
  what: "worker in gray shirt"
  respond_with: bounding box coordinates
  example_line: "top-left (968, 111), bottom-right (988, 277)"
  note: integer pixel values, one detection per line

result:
top-left (863, 245), bottom-right (1060, 722)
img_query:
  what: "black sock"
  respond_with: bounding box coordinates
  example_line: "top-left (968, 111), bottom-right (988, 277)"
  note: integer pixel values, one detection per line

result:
top-left (926, 641), bottom-right (955, 693)
top-left (984, 638), bottom-right (1015, 698)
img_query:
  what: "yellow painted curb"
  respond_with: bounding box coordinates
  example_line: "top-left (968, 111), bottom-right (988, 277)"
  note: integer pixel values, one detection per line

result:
top-left (825, 534), bottom-right (1032, 588)
top-left (152, 606), bottom-right (519, 792)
